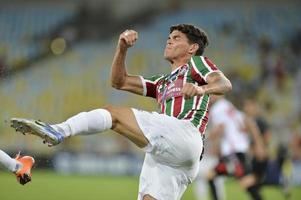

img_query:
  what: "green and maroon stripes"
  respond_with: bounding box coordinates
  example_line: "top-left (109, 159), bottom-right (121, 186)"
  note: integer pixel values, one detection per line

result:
top-left (189, 94), bottom-right (210, 132)
top-left (171, 71), bottom-right (188, 117)
top-left (177, 97), bottom-right (194, 119)
top-left (142, 56), bottom-right (219, 135)
top-left (144, 74), bottom-right (164, 97)
top-left (165, 99), bottom-right (172, 116)
top-left (173, 96), bottom-right (183, 117)
top-left (190, 56), bottom-right (210, 78)
top-left (190, 56), bottom-right (219, 81)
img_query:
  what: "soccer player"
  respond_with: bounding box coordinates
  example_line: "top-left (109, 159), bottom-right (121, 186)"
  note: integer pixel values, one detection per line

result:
top-left (10, 24), bottom-right (232, 200)
top-left (243, 98), bottom-right (270, 198)
top-left (0, 149), bottom-right (35, 185)
top-left (206, 95), bottom-right (266, 200)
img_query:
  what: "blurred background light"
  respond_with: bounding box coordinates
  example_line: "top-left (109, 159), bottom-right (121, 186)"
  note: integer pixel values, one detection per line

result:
top-left (50, 37), bottom-right (66, 55)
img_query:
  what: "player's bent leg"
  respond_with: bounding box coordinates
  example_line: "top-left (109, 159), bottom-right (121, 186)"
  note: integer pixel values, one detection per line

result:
top-left (142, 194), bottom-right (156, 200)
top-left (103, 105), bottom-right (149, 148)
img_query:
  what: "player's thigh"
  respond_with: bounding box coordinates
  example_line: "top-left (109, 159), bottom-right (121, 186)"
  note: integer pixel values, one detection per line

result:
top-left (103, 105), bottom-right (148, 148)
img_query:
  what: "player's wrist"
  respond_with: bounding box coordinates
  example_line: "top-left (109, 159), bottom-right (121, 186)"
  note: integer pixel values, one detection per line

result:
top-left (197, 86), bottom-right (206, 96)
top-left (117, 45), bottom-right (128, 52)
top-left (117, 40), bottom-right (129, 52)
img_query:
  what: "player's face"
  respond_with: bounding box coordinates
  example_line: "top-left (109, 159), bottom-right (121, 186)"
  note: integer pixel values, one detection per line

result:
top-left (164, 30), bottom-right (191, 62)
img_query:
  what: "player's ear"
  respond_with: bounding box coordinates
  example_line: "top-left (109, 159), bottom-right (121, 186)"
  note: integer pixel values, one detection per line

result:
top-left (188, 43), bottom-right (199, 55)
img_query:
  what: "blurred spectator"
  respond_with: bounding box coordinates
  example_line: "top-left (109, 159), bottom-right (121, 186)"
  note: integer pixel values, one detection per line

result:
top-left (292, 69), bottom-right (301, 121)
top-left (0, 46), bottom-right (7, 78)
top-left (0, 57), bottom-right (5, 78)
top-left (290, 132), bottom-right (301, 186)
top-left (258, 36), bottom-right (274, 83)
top-left (290, 27), bottom-right (301, 58)
top-left (264, 143), bottom-right (290, 194)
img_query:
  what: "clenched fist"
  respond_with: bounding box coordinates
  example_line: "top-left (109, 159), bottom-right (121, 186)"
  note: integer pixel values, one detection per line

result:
top-left (118, 30), bottom-right (138, 50)
top-left (181, 83), bottom-right (205, 99)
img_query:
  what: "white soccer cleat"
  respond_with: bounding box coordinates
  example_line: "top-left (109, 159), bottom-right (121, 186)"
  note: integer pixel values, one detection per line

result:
top-left (10, 118), bottom-right (64, 146)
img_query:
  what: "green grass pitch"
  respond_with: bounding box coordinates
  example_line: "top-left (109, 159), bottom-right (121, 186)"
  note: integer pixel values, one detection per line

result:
top-left (0, 171), bottom-right (300, 200)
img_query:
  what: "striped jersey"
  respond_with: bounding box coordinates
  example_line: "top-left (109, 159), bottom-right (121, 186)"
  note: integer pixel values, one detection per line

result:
top-left (140, 55), bottom-right (220, 134)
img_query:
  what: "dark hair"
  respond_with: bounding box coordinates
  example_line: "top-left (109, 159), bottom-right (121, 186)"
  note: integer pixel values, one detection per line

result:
top-left (170, 24), bottom-right (209, 55)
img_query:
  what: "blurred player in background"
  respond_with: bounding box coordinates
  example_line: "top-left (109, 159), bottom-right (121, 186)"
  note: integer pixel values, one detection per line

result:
top-left (10, 24), bottom-right (232, 200)
top-left (206, 95), bottom-right (266, 200)
top-left (0, 149), bottom-right (34, 185)
top-left (243, 98), bottom-right (271, 149)
top-left (243, 98), bottom-right (271, 189)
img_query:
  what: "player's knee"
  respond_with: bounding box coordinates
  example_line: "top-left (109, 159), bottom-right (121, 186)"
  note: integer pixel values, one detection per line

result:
top-left (143, 194), bottom-right (156, 200)
top-left (102, 105), bottom-right (119, 126)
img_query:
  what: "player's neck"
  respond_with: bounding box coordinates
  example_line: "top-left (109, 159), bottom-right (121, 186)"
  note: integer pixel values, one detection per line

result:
top-left (171, 61), bottom-right (188, 71)
top-left (170, 58), bottom-right (190, 71)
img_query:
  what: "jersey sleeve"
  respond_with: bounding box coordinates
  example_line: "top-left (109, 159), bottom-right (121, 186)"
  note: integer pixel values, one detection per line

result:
top-left (189, 56), bottom-right (220, 83)
top-left (140, 74), bottom-right (164, 98)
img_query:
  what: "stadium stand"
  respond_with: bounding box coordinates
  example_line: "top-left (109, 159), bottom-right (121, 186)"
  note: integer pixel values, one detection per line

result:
top-left (0, 2), bottom-right (77, 71)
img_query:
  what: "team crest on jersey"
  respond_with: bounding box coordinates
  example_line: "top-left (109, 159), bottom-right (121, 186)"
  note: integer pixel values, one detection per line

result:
top-left (157, 65), bottom-right (189, 103)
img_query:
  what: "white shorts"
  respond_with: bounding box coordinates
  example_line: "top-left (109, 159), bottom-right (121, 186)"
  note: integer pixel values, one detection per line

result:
top-left (132, 109), bottom-right (203, 200)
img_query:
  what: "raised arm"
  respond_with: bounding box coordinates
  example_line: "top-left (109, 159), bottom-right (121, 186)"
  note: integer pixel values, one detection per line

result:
top-left (110, 30), bottom-right (144, 95)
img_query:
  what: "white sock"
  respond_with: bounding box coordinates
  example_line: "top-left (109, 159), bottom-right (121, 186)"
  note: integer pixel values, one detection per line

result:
top-left (194, 177), bottom-right (209, 200)
top-left (52, 109), bottom-right (112, 137)
top-left (0, 150), bottom-right (22, 173)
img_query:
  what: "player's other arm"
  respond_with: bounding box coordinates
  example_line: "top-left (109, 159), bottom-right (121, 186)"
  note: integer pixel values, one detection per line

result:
top-left (244, 116), bottom-right (267, 161)
top-left (110, 30), bottom-right (143, 95)
top-left (200, 71), bottom-right (232, 95)
top-left (182, 71), bottom-right (232, 98)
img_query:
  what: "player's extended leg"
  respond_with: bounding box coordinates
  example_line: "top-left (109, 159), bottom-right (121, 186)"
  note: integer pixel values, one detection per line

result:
top-left (11, 105), bottom-right (149, 148)
top-left (0, 149), bottom-right (20, 172)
